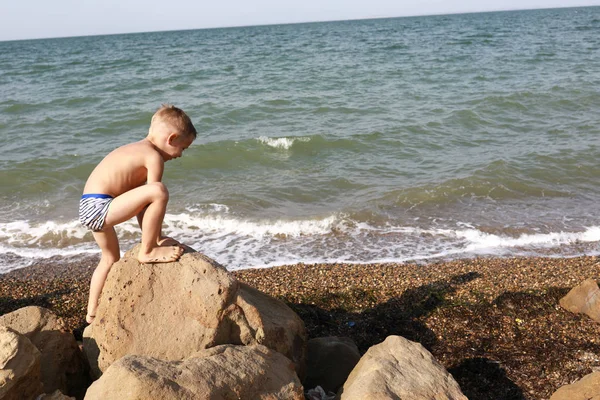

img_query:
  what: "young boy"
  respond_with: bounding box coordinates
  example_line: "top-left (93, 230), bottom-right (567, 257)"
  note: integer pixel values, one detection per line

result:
top-left (79, 105), bottom-right (196, 323)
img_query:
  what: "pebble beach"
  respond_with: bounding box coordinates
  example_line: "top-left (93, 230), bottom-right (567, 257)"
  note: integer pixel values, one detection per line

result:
top-left (1, 254), bottom-right (599, 399)
top-left (2, 7), bottom-right (600, 399)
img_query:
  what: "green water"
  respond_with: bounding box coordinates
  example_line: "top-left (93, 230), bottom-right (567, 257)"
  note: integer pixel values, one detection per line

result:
top-left (0, 7), bottom-right (599, 270)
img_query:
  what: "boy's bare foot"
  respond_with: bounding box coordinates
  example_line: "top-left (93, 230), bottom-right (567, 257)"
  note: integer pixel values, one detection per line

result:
top-left (86, 314), bottom-right (96, 324)
top-left (158, 236), bottom-right (180, 247)
top-left (138, 245), bottom-right (183, 263)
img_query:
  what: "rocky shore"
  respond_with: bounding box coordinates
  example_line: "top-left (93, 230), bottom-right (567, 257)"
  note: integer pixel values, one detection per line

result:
top-left (1, 254), bottom-right (599, 399)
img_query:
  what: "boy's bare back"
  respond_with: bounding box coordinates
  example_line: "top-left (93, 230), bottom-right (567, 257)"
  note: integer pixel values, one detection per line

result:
top-left (83, 139), bottom-right (164, 198)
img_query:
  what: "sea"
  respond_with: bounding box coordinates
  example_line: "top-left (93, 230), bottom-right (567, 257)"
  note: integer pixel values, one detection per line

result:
top-left (1, 7), bottom-right (599, 273)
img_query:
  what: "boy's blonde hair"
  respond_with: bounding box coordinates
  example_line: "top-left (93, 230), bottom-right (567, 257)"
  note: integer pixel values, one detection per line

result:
top-left (152, 104), bottom-right (197, 138)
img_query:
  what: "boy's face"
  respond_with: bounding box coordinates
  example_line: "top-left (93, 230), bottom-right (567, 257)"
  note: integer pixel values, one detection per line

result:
top-left (165, 133), bottom-right (194, 161)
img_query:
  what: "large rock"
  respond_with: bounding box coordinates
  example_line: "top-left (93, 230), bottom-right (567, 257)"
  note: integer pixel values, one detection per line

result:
top-left (304, 336), bottom-right (361, 394)
top-left (338, 335), bottom-right (467, 400)
top-left (39, 390), bottom-right (76, 400)
top-left (0, 326), bottom-right (43, 400)
top-left (559, 278), bottom-right (600, 322)
top-left (550, 371), bottom-right (600, 399)
top-left (0, 306), bottom-right (87, 396)
top-left (84, 344), bottom-right (304, 400)
top-left (83, 247), bottom-right (306, 378)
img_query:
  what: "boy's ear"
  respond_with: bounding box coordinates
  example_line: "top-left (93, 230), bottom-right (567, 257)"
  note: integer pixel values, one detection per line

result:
top-left (167, 132), bottom-right (179, 145)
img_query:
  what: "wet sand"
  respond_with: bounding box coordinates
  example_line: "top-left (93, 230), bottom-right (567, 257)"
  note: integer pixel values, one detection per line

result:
top-left (1, 254), bottom-right (599, 399)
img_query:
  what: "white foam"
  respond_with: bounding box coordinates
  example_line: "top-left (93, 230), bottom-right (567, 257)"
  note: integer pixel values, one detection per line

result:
top-left (164, 213), bottom-right (336, 237)
top-left (1, 214), bottom-right (599, 272)
top-left (0, 244), bottom-right (98, 258)
top-left (0, 213), bottom-right (338, 246)
top-left (455, 226), bottom-right (600, 251)
top-left (0, 243), bottom-right (99, 272)
top-left (257, 136), bottom-right (310, 150)
top-left (185, 203), bottom-right (230, 214)
top-left (0, 220), bottom-right (89, 245)
top-left (351, 222), bottom-right (600, 251)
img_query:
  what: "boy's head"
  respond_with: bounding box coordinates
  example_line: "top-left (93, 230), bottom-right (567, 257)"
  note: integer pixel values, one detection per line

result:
top-left (149, 104), bottom-right (197, 160)
top-left (150, 104), bottom-right (197, 139)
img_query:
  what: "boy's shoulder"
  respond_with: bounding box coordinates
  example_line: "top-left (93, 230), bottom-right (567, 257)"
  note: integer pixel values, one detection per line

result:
top-left (110, 139), bottom-right (163, 164)
top-left (120, 139), bottom-right (159, 154)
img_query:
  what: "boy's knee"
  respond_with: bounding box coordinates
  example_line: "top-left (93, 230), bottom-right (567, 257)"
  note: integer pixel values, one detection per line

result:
top-left (148, 182), bottom-right (169, 201)
top-left (101, 254), bottom-right (120, 267)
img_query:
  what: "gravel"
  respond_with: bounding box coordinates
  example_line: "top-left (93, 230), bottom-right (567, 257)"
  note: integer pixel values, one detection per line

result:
top-left (1, 254), bottom-right (599, 399)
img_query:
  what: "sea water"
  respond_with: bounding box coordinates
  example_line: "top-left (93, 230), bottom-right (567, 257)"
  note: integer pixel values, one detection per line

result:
top-left (1, 7), bottom-right (599, 271)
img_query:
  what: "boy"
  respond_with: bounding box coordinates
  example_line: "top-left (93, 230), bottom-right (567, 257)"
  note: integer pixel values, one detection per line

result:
top-left (79, 105), bottom-right (196, 323)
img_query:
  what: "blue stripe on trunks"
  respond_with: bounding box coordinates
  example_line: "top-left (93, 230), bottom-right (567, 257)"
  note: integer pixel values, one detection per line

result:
top-left (81, 194), bottom-right (113, 199)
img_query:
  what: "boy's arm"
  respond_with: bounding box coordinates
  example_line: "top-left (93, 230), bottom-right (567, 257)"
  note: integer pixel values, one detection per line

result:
top-left (146, 153), bottom-right (165, 184)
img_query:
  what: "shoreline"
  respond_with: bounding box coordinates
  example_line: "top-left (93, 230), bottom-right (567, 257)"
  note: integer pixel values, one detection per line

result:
top-left (2, 246), bottom-right (599, 277)
top-left (1, 254), bottom-right (599, 398)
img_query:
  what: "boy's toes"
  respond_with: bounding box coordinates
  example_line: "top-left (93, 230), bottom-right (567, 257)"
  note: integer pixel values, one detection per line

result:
top-left (86, 314), bottom-right (96, 324)
top-left (138, 245), bottom-right (184, 263)
top-left (169, 245), bottom-right (183, 260)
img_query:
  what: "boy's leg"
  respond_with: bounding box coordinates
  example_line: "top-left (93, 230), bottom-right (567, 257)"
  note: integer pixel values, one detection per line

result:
top-left (104, 182), bottom-right (182, 263)
top-left (136, 206), bottom-right (180, 246)
top-left (87, 227), bottom-right (120, 323)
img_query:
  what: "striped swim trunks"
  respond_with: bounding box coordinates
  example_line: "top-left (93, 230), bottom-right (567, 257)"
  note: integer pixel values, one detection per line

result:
top-left (79, 194), bottom-right (114, 231)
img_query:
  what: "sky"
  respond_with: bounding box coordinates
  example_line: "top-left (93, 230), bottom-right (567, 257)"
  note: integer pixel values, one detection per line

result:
top-left (1, 0), bottom-right (600, 41)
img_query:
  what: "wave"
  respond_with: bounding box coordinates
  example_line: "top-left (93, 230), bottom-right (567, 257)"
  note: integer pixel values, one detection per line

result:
top-left (383, 161), bottom-right (571, 207)
top-left (64, 79), bottom-right (89, 86)
top-left (312, 106), bottom-right (382, 115)
top-left (350, 222), bottom-right (600, 247)
top-left (190, 134), bottom-right (369, 168)
top-left (463, 88), bottom-right (598, 119)
top-left (1, 96), bottom-right (102, 115)
top-left (456, 226), bottom-right (600, 252)
top-left (383, 44), bottom-right (408, 51)
top-left (0, 210), bottom-right (338, 249)
top-left (1, 210), bottom-right (599, 272)
top-left (2, 102), bottom-right (47, 114)
top-left (257, 136), bottom-right (311, 150)
top-left (162, 213), bottom-right (337, 238)
top-left (0, 220), bottom-right (91, 248)
top-left (263, 99), bottom-right (294, 106)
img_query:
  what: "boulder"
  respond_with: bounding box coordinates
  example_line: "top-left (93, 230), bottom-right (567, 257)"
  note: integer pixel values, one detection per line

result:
top-left (83, 246), bottom-right (306, 378)
top-left (559, 278), bottom-right (600, 322)
top-left (39, 390), bottom-right (76, 399)
top-left (304, 336), bottom-right (361, 394)
top-left (84, 344), bottom-right (304, 400)
top-left (0, 306), bottom-right (87, 396)
top-left (234, 281), bottom-right (306, 374)
top-left (338, 335), bottom-right (467, 400)
top-left (550, 371), bottom-right (600, 399)
top-left (0, 326), bottom-right (43, 400)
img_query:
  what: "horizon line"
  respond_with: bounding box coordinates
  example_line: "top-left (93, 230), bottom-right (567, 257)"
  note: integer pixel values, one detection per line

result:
top-left (1, 4), bottom-right (598, 43)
